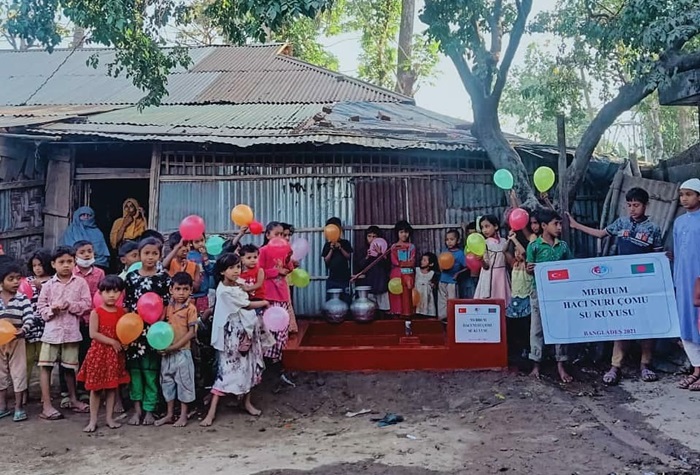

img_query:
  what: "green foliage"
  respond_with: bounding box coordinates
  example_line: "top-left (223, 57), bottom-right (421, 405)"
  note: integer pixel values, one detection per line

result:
top-left (270, 15), bottom-right (339, 70)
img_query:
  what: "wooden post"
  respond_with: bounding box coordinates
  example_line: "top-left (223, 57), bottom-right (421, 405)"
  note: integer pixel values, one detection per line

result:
top-left (556, 115), bottom-right (570, 243)
top-left (43, 146), bottom-right (74, 248)
top-left (148, 144), bottom-right (162, 230)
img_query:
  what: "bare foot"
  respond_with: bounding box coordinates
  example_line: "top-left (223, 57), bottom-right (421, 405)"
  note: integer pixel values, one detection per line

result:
top-left (200, 415), bottom-right (215, 427)
top-left (83, 422), bottom-right (97, 433)
top-left (114, 402), bottom-right (125, 414)
top-left (106, 420), bottom-right (122, 429)
top-left (557, 363), bottom-right (574, 383)
top-left (127, 412), bottom-right (142, 426)
top-left (173, 415), bottom-right (188, 427)
top-left (154, 415), bottom-right (174, 427)
top-left (142, 412), bottom-right (156, 426)
top-left (244, 400), bottom-right (262, 417)
top-left (529, 365), bottom-right (541, 379)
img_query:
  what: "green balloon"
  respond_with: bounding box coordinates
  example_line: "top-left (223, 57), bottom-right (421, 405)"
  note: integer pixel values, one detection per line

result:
top-left (206, 235), bottom-right (226, 256)
top-left (534, 166), bottom-right (556, 192)
top-left (291, 268), bottom-right (311, 288)
top-left (146, 322), bottom-right (175, 350)
top-left (493, 169), bottom-right (514, 190)
top-left (466, 233), bottom-right (487, 257)
top-left (127, 262), bottom-right (142, 273)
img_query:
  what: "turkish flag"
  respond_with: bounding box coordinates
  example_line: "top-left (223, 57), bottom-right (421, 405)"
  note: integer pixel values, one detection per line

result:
top-left (547, 269), bottom-right (570, 281)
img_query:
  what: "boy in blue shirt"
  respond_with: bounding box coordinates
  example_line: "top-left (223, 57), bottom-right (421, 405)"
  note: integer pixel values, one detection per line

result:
top-left (438, 229), bottom-right (466, 320)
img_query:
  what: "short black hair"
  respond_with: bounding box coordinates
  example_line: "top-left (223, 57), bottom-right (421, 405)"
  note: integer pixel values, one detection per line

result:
top-left (625, 187), bottom-right (649, 205)
top-left (118, 240), bottom-right (139, 258)
top-left (393, 220), bottom-right (413, 237)
top-left (0, 259), bottom-right (23, 282)
top-left (73, 240), bottom-right (93, 252)
top-left (214, 253), bottom-right (241, 283)
top-left (138, 237), bottom-right (162, 253)
top-left (170, 271), bottom-right (193, 288)
top-left (28, 248), bottom-right (55, 277)
top-left (52, 245), bottom-right (75, 261)
top-left (139, 229), bottom-right (164, 243)
top-left (326, 217), bottom-right (342, 228)
top-left (98, 275), bottom-right (126, 292)
top-left (281, 223), bottom-right (295, 235)
top-left (167, 231), bottom-right (182, 249)
top-left (446, 228), bottom-right (461, 241)
top-left (365, 225), bottom-right (381, 236)
top-left (466, 222), bottom-right (477, 231)
top-left (239, 244), bottom-right (259, 256)
top-left (479, 215), bottom-right (500, 229)
top-left (537, 209), bottom-right (562, 225)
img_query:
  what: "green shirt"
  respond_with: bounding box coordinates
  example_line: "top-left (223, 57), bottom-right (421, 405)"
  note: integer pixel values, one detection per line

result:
top-left (526, 237), bottom-right (573, 288)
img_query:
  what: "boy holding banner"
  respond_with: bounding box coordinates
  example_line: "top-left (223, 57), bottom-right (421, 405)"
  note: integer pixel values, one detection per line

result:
top-left (567, 187), bottom-right (663, 385)
top-left (527, 209), bottom-right (574, 383)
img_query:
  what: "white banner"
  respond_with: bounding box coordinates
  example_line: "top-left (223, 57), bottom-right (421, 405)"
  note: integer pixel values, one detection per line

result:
top-left (534, 253), bottom-right (680, 344)
top-left (454, 303), bottom-right (502, 343)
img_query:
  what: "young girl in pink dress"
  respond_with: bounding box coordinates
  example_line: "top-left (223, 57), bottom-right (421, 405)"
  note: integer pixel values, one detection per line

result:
top-left (474, 215), bottom-right (511, 306)
top-left (389, 220), bottom-right (416, 317)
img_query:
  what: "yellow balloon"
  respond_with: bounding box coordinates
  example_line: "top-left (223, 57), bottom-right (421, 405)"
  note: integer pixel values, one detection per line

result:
top-left (231, 204), bottom-right (254, 226)
top-left (466, 233), bottom-right (487, 257)
top-left (388, 277), bottom-right (403, 295)
top-left (533, 166), bottom-right (556, 192)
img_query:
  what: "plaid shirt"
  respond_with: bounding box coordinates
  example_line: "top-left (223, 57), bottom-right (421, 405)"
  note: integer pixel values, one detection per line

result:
top-left (0, 292), bottom-right (36, 339)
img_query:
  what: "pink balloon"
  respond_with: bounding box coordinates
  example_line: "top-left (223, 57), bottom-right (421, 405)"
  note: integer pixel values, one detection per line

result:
top-left (508, 208), bottom-right (530, 232)
top-left (93, 290), bottom-right (124, 309)
top-left (179, 215), bottom-right (206, 241)
top-left (466, 253), bottom-right (482, 273)
top-left (137, 292), bottom-right (165, 325)
top-left (263, 306), bottom-right (290, 332)
top-left (291, 238), bottom-right (310, 261)
top-left (267, 237), bottom-right (291, 260)
top-left (18, 279), bottom-right (33, 300)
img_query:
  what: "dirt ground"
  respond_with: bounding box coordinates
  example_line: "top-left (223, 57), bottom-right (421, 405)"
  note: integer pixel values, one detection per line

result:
top-left (2, 366), bottom-right (700, 475)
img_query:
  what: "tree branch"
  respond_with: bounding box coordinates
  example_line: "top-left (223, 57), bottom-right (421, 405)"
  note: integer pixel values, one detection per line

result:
top-left (492, 0), bottom-right (532, 102)
top-left (445, 43), bottom-right (485, 101)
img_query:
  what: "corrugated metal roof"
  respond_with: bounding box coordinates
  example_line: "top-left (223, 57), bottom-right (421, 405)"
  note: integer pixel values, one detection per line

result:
top-left (0, 44), bottom-right (411, 106)
top-left (0, 105), bottom-right (125, 128)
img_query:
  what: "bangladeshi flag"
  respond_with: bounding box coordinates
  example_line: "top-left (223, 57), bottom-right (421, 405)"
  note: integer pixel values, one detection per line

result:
top-left (630, 263), bottom-right (655, 275)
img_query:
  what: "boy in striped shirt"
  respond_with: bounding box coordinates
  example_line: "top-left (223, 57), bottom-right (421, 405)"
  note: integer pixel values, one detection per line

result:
top-left (0, 259), bottom-right (37, 422)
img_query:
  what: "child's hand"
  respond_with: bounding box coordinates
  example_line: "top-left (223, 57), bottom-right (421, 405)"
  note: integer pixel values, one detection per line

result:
top-left (261, 300), bottom-right (270, 307)
top-left (34, 280), bottom-right (43, 292)
top-left (110, 340), bottom-right (123, 353)
top-left (564, 212), bottom-right (578, 229)
top-left (666, 251), bottom-right (673, 261)
top-left (201, 308), bottom-right (213, 321)
top-left (15, 328), bottom-right (25, 338)
top-left (51, 304), bottom-right (62, 315)
top-left (240, 225), bottom-right (249, 235)
top-left (526, 263), bottom-right (536, 273)
top-left (278, 267), bottom-right (290, 276)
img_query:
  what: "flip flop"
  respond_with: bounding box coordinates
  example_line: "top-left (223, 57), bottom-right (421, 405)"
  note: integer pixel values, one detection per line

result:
top-left (641, 368), bottom-right (658, 382)
top-left (13, 410), bottom-right (27, 422)
top-left (0, 409), bottom-right (12, 419)
top-left (72, 404), bottom-right (90, 413)
top-left (39, 410), bottom-right (64, 421)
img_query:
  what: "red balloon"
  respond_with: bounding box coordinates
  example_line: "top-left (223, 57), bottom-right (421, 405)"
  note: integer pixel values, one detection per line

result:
top-left (137, 292), bottom-right (165, 325)
top-left (266, 237), bottom-right (291, 260)
top-left (179, 215), bottom-right (206, 241)
top-left (508, 208), bottom-right (530, 232)
top-left (18, 279), bottom-right (33, 300)
top-left (466, 253), bottom-right (482, 273)
top-left (93, 290), bottom-right (124, 309)
top-left (249, 221), bottom-right (264, 235)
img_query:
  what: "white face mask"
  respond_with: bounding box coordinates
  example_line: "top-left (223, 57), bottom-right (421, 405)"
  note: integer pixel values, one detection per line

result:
top-left (76, 257), bottom-right (96, 268)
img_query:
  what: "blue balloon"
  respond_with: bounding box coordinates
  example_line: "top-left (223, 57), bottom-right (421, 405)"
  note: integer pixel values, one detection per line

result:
top-left (127, 262), bottom-right (142, 273)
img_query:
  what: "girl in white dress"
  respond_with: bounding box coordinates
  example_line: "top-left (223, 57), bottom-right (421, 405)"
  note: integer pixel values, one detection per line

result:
top-left (414, 252), bottom-right (438, 317)
top-left (474, 215), bottom-right (511, 306)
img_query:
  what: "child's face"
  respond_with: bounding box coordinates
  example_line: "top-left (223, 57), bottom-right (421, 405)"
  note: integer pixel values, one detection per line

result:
top-left (626, 200), bottom-right (646, 220)
top-left (282, 229), bottom-right (292, 242)
top-left (679, 189), bottom-right (700, 210)
top-left (140, 245), bottom-right (161, 269)
top-left (32, 258), bottom-right (46, 278)
top-left (266, 225), bottom-right (284, 241)
top-left (241, 251), bottom-right (259, 269)
top-left (52, 254), bottom-right (75, 277)
top-left (170, 282), bottom-right (192, 304)
top-left (100, 289), bottom-right (122, 307)
top-left (542, 219), bottom-right (563, 238)
top-left (192, 236), bottom-right (206, 251)
top-left (120, 250), bottom-right (140, 268)
top-left (1, 272), bottom-right (21, 293)
top-left (398, 229), bottom-right (410, 242)
top-left (480, 221), bottom-right (497, 238)
top-left (177, 244), bottom-right (189, 259)
top-left (222, 263), bottom-right (242, 283)
top-left (366, 232), bottom-right (377, 244)
top-left (445, 233), bottom-right (458, 249)
top-left (75, 244), bottom-right (94, 263)
top-left (529, 218), bottom-right (541, 235)
top-left (420, 255), bottom-right (430, 268)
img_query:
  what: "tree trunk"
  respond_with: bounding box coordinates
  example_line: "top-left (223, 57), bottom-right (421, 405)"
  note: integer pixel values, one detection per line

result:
top-left (648, 100), bottom-right (664, 163)
top-left (472, 98), bottom-right (537, 208)
top-left (678, 106), bottom-right (695, 150)
top-left (395, 0), bottom-right (416, 96)
top-left (72, 27), bottom-right (85, 48)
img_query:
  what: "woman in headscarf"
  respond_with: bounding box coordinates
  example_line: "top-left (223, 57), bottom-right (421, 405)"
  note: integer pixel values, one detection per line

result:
top-left (61, 206), bottom-right (111, 268)
top-left (110, 198), bottom-right (147, 250)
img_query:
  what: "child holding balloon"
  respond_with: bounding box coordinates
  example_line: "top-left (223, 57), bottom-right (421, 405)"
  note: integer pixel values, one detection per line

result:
top-left (389, 220), bottom-right (416, 317)
top-left (437, 229), bottom-right (466, 321)
top-left (123, 237), bottom-right (171, 426)
top-left (201, 253), bottom-right (269, 427)
top-left (473, 215), bottom-right (511, 306)
top-left (414, 252), bottom-right (438, 317)
top-left (77, 275), bottom-right (130, 433)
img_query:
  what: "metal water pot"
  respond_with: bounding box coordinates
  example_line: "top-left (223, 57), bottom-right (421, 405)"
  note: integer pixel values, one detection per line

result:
top-left (350, 286), bottom-right (376, 323)
top-left (323, 288), bottom-right (348, 323)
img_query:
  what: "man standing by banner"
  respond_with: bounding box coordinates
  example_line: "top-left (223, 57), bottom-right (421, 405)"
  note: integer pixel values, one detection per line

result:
top-left (567, 187), bottom-right (663, 385)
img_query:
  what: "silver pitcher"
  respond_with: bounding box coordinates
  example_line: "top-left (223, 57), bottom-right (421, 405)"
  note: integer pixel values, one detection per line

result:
top-left (323, 288), bottom-right (348, 323)
top-left (350, 286), bottom-right (376, 323)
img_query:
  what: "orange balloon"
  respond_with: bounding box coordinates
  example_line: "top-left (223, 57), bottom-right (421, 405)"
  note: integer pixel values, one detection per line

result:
top-left (438, 252), bottom-right (455, 271)
top-left (231, 204), bottom-right (254, 226)
top-left (116, 312), bottom-right (144, 345)
top-left (412, 289), bottom-right (421, 307)
top-left (0, 319), bottom-right (16, 345)
top-left (324, 224), bottom-right (341, 242)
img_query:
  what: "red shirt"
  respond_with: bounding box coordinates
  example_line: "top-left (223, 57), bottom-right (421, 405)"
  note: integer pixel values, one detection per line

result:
top-left (73, 266), bottom-right (105, 324)
top-left (240, 266), bottom-right (265, 299)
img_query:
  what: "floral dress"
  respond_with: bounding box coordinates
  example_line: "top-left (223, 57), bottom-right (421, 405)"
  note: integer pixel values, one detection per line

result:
top-left (210, 284), bottom-right (269, 396)
top-left (77, 307), bottom-right (130, 390)
top-left (123, 269), bottom-right (171, 360)
top-left (474, 236), bottom-right (511, 306)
